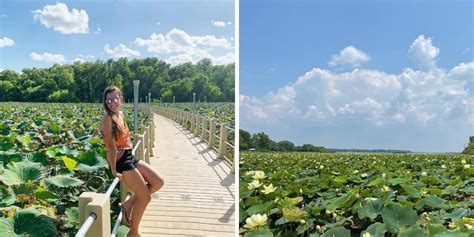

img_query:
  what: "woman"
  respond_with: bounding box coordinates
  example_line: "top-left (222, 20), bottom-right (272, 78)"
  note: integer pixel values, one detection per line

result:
top-left (101, 86), bottom-right (164, 237)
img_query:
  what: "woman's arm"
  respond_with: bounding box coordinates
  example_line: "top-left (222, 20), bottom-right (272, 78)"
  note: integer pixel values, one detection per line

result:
top-left (101, 115), bottom-right (121, 179)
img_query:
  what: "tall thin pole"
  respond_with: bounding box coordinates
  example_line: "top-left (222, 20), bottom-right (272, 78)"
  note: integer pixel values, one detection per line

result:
top-left (133, 80), bottom-right (140, 134)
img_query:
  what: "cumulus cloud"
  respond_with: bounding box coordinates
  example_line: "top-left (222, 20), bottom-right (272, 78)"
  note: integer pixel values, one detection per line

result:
top-left (134, 28), bottom-right (231, 54)
top-left (30, 52), bottom-right (66, 63)
top-left (0, 37), bottom-right (14, 47)
top-left (241, 35), bottom-right (474, 128)
top-left (212, 20), bottom-right (232, 27)
top-left (134, 28), bottom-right (233, 65)
top-left (73, 54), bottom-right (95, 63)
top-left (329, 46), bottom-right (370, 67)
top-left (193, 35), bottom-right (231, 48)
top-left (408, 35), bottom-right (439, 70)
top-left (212, 20), bottom-right (226, 27)
top-left (32, 2), bottom-right (89, 34)
top-left (104, 44), bottom-right (140, 58)
top-left (165, 51), bottom-right (234, 66)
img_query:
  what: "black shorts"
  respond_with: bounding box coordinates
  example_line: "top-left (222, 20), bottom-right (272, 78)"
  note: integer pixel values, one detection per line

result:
top-left (116, 149), bottom-right (139, 173)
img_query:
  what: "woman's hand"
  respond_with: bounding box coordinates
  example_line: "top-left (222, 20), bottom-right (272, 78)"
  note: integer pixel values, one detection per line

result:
top-left (113, 171), bottom-right (123, 181)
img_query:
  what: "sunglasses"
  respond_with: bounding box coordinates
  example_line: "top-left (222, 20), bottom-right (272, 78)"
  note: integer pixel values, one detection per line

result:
top-left (105, 96), bottom-right (120, 105)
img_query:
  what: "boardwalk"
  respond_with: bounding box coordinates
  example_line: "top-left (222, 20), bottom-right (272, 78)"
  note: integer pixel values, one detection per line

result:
top-left (139, 114), bottom-right (235, 236)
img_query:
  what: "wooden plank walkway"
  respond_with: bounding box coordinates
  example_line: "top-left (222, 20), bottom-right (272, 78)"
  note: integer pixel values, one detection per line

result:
top-left (139, 114), bottom-right (235, 236)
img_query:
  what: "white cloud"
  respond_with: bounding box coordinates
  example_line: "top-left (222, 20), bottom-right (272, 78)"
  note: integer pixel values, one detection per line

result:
top-left (72, 54), bottom-right (95, 63)
top-left (212, 20), bottom-right (232, 27)
top-left (213, 52), bottom-right (235, 65)
top-left (0, 37), bottom-right (14, 47)
top-left (165, 51), bottom-right (234, 66)
top-left (135, 28), bottom-right (233, 65)
top-left (32, 2), bottom-right (89, 34)
top-left (30, 52), bottom-right (66, 63)
top-left (73, 58), bottom-right (86, 63)
top-left (134, 28), bottom-right (230, 54)
top-left (94, 27), bottom-right (101, 34)
top-left (447, 62), bottom-right (474, 82)
top-left (212, 20), bottom-right (226, 27)
top-left (242, 35), bottom-right (473, 128)
top-left (104, 44), bottom-right (140, 58)
top-left (329, 46), bottom-right (370, 67)
top-left (192, 35), bottom-right (231, 48)
top-left (408, 35), bottom-right (439, 70)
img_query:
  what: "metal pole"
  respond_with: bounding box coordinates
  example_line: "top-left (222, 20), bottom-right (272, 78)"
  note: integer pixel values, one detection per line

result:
top-left (133, 80), bottom-right (140, 134)
top-left (75, 213), bottom-right (97, 237)
top-left (173, 96), bottom-right (175, 104)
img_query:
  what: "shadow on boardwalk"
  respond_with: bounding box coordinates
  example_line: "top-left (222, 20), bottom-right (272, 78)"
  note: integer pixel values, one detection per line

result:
top-left (139, 114), bottom-right (235, 236)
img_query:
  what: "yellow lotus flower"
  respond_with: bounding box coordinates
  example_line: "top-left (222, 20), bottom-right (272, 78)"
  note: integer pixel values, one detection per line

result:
top-left (362, 233), bottom-right (373, 237)
top-left (245, 170), bottom-right (256, 176)
top-left (421, 171), bottom-right (427, 176)
top-left (262, 183), bottom-right (276, 194)
top-left (464, 164), bottom-right (470, 169)
top-left (462, 159), bottom-right (466, 164)
top-left (381, 185), bottom-right (390, 192)
top-left (252, 171), bottom-right (266, 180)
top-left (244, 213), bottom-right (267, 230)
top-left (248, 180), bottom-right (262, 190)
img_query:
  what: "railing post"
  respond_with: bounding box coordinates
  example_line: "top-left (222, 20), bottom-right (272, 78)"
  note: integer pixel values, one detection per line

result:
top-left (201, 117), bottom-right (206, 140)
top-left (208, 119), bottom-right (216, 149)
top-left (218, 123), bottom-right (227, 158)
top-left (78, 192), bottom-right (96, 230)
top-left (149, 120), bottom-right (155, 157)
top-left (85, 193), bottom-right (110, 237)
top-left (195, 115), bottom-right (201, 135)
top-left (144, 126), bottom-right (150, 164)
top-left (190, 113), bottom-right (195, 132)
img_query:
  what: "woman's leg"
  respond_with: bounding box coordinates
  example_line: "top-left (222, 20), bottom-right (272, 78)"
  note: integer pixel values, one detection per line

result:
top-left (120, 161), bottom-right (164, 215)
top-left (122, 168), bottom-right (151, 235)
top-left (136, 160), bottom-right (165, 193)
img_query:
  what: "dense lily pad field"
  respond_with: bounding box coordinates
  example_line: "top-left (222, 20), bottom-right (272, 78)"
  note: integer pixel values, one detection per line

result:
top-left (239, 152), bottom-right (474, 237)
top-left (0, 103), bottom-right (147, 236)
top-left (158, 102), bottom-right (235, 128)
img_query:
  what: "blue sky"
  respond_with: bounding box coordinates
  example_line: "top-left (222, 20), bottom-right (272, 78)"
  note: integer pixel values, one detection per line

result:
top-left (240, 0), bottom-right (473, 152)
top-left (0, 0), bottom-right (234, 72)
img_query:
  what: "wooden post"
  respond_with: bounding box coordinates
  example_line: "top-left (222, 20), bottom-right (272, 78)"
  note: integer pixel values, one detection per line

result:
top-left (218, 123), bottom-right (227, 158)
top-left (144, 126), bottom-right (150, 164)
top-left (190, 113), bottom-right (195, 133)
top-left (194, 115), bottom-right (200, 135)
top-left (201, 117), bottom-right (206, 140)
top-left (78, 192), bottom-right (95, 231)
top-left (84, 193), bottom-right (110, 237)
top-left (208, 119), bottom-right (216, 149)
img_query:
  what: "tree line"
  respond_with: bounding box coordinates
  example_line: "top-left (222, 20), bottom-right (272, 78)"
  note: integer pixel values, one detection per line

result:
top-left (462, 136), bottom-right (474, 155)
top-left (0, 58), bottom-right (234, 103)
top-left (239, 129), bottom-right (326, 152)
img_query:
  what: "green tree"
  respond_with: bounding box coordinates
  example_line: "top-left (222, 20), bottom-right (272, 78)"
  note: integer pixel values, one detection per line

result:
top-left (277, 140), bottom-right (295, 151)
top-left (239, 129), bottom-right (252, 151)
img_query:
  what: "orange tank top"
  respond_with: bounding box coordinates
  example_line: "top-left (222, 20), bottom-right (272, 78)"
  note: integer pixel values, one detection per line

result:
top-left (115, 120), bottom-right (131, 150)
